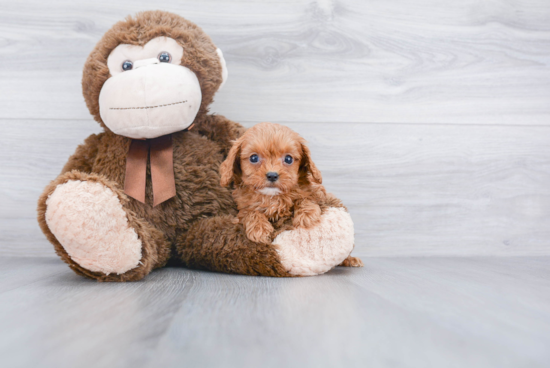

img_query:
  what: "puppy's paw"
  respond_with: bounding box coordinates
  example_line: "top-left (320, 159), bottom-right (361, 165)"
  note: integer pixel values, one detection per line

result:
top-left (293, 213), bottom-right (321, 229)
top-left (245, 221), bottom-right (274, 244)
top-left (293, 205), bottom-right (322, 229)
top-left (339, 256), bottom-right (364, 267)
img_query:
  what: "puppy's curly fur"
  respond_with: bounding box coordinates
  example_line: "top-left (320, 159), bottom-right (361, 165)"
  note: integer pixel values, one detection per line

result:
top-left (220, 123), bottom-right (328, 243)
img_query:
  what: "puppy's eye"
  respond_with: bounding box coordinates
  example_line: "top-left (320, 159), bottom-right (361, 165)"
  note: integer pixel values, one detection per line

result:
top-left (250, 154), bottom-right (259, 163)
top-left (284, 155), bottom-right (293, 164)
top-left (158, 52), bottom-right (172, 63)
top-left (122, 60), bottom-right (133, 71)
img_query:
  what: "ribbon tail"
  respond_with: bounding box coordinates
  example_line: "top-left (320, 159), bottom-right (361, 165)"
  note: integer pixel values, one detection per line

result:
top-left (124, 139), bottom-right (148, 204)
top-left (150, 135), bottom-right (176, 207)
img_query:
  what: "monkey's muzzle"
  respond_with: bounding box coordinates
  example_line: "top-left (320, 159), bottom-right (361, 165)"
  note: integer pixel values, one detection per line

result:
top-left (99, 61), bottom-right (202, 139)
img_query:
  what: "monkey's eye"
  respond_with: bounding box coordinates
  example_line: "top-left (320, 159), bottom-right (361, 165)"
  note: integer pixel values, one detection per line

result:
top-left (158, 52), bottom-right (172, 63)
top-left (121, 60), bottom-right (133, 71)
top-left (284, 155), bottom-right (293, 164)
top-left (250, 154), bottom-right (259, 163)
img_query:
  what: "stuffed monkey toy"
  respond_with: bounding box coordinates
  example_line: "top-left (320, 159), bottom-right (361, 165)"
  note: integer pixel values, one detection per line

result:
top-left (37, 10), bottom-right (358, 281)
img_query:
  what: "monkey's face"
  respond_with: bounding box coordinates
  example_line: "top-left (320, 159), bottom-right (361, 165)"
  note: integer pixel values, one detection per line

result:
top-left (97, 36), bottom-right (226, 139)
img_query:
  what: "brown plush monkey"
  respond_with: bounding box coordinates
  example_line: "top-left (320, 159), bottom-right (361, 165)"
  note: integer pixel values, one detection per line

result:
top-left (37, 11), bottom-right (358, 282)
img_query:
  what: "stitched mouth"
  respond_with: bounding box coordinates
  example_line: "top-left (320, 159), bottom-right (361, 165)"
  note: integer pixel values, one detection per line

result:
top-left (110, 100), bottom-right (187, 110)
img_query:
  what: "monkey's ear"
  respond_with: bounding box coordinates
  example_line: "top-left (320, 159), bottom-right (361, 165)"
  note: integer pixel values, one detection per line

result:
top-left (299, 141), bottom-right (322, 185)
top-left (216, 48), bottom-right (228, 90)
top-left (220, 137), bottom-right (243, 187)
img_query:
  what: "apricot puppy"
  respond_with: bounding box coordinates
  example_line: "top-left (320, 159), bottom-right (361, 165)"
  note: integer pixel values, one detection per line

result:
top-left (220, 122), bottom-right (327, 243)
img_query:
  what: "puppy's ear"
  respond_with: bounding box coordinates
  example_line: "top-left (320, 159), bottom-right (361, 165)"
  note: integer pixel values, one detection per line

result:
top-left (299, 140), bottom-right (322, 184)
top-left (220, 137), bottom-right (243, 187)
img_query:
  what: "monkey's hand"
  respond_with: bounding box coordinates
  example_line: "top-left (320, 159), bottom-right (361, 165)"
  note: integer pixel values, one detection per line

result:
top-left (293, 200), bottom-right (322, 229)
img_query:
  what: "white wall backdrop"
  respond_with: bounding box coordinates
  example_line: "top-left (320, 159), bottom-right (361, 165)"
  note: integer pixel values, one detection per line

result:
top-left (1, 0), bottom-right (550, 257)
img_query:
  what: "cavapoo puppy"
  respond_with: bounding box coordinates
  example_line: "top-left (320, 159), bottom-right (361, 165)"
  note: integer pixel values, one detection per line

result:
top-left (220, 122), bottom-right (330, 244)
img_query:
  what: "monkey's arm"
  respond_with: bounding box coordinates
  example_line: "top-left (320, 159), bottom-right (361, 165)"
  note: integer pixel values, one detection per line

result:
top-left (196, 114), bottom-right (247, 155)
top-left (175, 215), bottom-right (292, 277)
top-left (60, 133), bottom-right (102, 174)
top-left (176, 204), bottom-right (357, 277)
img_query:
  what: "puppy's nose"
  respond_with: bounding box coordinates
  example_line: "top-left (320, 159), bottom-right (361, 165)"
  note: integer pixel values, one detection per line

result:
top-left (266, 172), bottom-right (279, 182)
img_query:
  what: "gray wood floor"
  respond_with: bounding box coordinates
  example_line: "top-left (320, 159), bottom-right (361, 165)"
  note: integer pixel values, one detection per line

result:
top-left (1, 256), bottom-right (549, 368)
top-left (1, 1), bottom-right (550, 367)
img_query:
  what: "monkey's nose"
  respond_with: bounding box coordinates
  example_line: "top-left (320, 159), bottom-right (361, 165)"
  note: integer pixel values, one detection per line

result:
top-left (266, 172), bottom-right (279, 182)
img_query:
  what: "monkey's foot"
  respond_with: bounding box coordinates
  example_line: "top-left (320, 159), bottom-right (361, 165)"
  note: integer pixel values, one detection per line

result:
top-left (339, 256), bottom-right (364, 267)
top-left (45, 180), bottom-right (142, 275)
top-left (273, 207), bottom-right (355, 276)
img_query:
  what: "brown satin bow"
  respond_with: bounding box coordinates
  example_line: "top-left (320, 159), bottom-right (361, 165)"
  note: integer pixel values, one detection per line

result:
top-left (124, 135), bottom-right (176, 207)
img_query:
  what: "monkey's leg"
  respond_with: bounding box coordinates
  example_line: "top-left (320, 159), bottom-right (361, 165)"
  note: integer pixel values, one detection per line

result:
top-left (175, 215), bottom-right (291, 277)
top-left (339, 255), bottom-right (364, 267)
top-left (175, 206), bottom-right (355, 277)
top-left (37, 171), bottom-right (170, 282)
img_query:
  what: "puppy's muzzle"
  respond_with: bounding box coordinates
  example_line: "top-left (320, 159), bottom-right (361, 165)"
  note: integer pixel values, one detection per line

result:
top-left (266, 172), bottom-right (279, 182)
